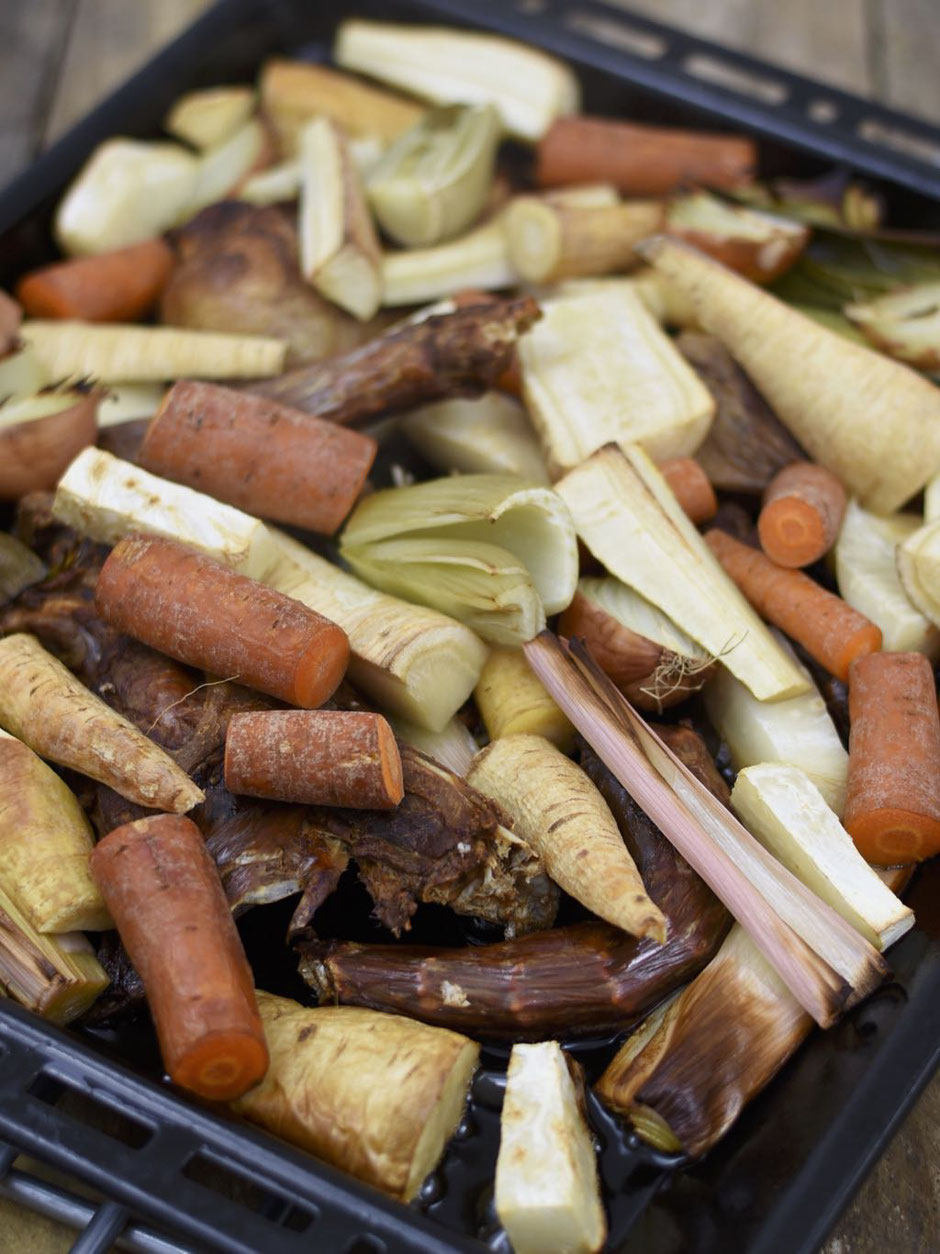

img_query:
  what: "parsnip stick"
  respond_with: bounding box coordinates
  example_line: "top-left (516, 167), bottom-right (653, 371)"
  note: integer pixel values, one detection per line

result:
top-left (505, 195), bottom-right (662, 282)
top-left (0, 634), bottom-right (204, 814)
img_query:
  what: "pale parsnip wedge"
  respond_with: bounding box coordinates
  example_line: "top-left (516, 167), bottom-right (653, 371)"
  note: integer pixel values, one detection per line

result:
top-left (21, 321), bottom-right (285, 383)
top-left (703, 635), bottom-right (847, 813)
top-left (732, 764), bottom-right (913, 950)
top-left (97, 383), bottom-right (166, 428)
top-left (640, 235), bottom-right (940, 514)
top-left (238, 158), bottom-right (301, 205)
top-left (186, 117), bottom-right (268, 217)
top-left (556, 445), bottom-right (809, 700)
top-left (298, 118), bottom-right (382, 320)
top-left (474, 646), bottom-right (573, 752)
top-left (54, 139), bottom-right (198, 256)
top-left (519, 283), bottom-right (714, 475)
top-left (335, 20), bottom-right (579, 142)
top-left (469, 735), bottom-right (666, 940)
top-left (925, 472), bottom-right (940, 525)
top-left (381, 218), bottom-right (517, 306)
top-left (505, 195), bottom-right (662, 283)
top-left (401, 394), bottom-right (550, 483)
top-left (835, 500), bottom-right (940, 657)
top-left (164, 85), bottom-right (256, 151)
top-left (495, 1042), bottom-right (606, 1254)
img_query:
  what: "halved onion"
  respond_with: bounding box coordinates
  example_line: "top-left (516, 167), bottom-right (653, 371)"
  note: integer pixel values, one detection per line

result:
top-left (0, 388), bottom-right (99, 499)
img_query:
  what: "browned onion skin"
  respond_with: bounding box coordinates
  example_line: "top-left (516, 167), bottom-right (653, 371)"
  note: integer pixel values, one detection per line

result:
top-left (300, 738), bottom-right (730, 1039)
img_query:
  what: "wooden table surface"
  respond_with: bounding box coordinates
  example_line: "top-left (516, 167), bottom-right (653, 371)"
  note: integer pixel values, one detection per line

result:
top-left (1, 1), bottom-right (938, 1251)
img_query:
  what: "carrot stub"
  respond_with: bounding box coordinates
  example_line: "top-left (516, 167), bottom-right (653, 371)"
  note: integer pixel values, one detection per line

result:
top-left (225, 709), bottom-right (404, 809)
top-left (758, 460), bottom-right (847, 568)
top-left (535, 116), bottom-right (756, 196)
top-left (658, 457), bottom-right (718, 524)
top-left (95, 534), bottom-right (349, 708)
top-left (843, 652), bottom-right (940, 864)
top-left (16, 238), bottom-right (175, 323)
top-left (90, 813), bottom-right (268, 1100)
top-left (704, 528), bottom-right (882, 681)
top-left (139, 381), bottom-right (377, 535)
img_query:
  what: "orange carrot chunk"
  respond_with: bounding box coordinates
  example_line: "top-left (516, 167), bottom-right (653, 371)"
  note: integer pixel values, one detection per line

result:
top-left (536, 117), bottom-right (755, 197)
top-left (139, 381), bottom-right (377, 536)
top-left (658, 457), bottom-right (718, 524)
top-left (90, 813), bottom-right (268, 1100)
top-left (95, 534), bottom-right (349, 708)
top-left (16, 238), bottom-right (175, 323)
top-left (843, 652), bottom-right (940, 864)
top-left (225, 709), bottom-right (404, 809)
top-left (705, 528), bottom-right (882, 681)
top-left (758, 460), bottom-right (847, 568)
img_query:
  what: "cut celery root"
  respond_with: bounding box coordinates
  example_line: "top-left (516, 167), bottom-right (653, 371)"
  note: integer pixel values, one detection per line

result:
top-left (53, 450), bottom-right (488, 733)
top-left (640, 235), bottom-right (940, 513)
top-left (231, 991), bottom-right (479, 1201)
top-left (556, 445), bottom-right (809, 700)
top-left (703, 637), bottom-right (847, 814)
top-left (164, 85), bottom-right (256, 150)
top-left (0, 729), bottom-right (109, 933)
top-left (335, 20), bottom-right (580, 142)
top-left (468, 734), bottom-right (667, 941)
top-left (381, 218), bottom-right (517, 306)
top-left (731, 764), bottom-right (913, 951)
top-left (401, 394), bottom-right (550, 483)
top-left (495, 1042), bottom-right (606, 1254)
top-left (474, 646), bottom-right (573, 751)
top-left (835, 500), bottom-right (940, 657)
top-left (518, 283), bottom-right (714, 475)
top-left (54, 139), bottom-right (198, 255)
top-left (387, 715), bottom-right (479, 777)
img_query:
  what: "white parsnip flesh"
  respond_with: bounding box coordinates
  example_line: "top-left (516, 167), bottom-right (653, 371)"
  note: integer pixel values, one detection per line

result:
top-left (232, 992), bottom-right (479, 1201)
top-left (401, 394), bottom-right (550, 483)
top-left (703, 639), bottom-right (848, 814)
top-left (495, 1042), bottom-right (606, 1254)
top-left (381, 218), bottom-right (517, 306)
top-left (519, 283), bottom-right (715, 474)
top-left (896, 518), bottom-right (940, 630)
top-left (187, 117), bottom-right (268, 216)
top-left (640, 235), bottom-right (940, 513)
top-left (468, 734), bottom-right (666, 941)
top-left (731, 764), bottom-right (913, 950)
top-left (556, 445), bottom-right (809, 700)
top-left (474, 646), bottom-right (573, 752)
top-left (834, 500), bottom-right (939, 657)
top-left (164, 85), bottom-right (256, 150)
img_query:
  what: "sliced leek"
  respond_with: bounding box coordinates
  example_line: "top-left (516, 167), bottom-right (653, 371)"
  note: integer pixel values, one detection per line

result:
top-left (341, 473), bottom-right (577, 616)
top-left (703, 635), bottom-right (848, 814)
top-left (400, 394), bottom-right (549, 483)
top-left (556, 446), bottom-right (809, 701)
top-left (834, 500), bottom-right (939, 657)
top-left (731, 763), bottom-right (913, 951)
top-left (335, 20), bottom-right (579, 142)
top-left (518, 283), bottom-right (714, 474)
top-left (367, 103), bottom-right (500, 247)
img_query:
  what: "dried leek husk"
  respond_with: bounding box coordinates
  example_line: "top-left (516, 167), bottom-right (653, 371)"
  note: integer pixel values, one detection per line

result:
top-left (0, 884), bottom-right (108, 1025)
top-left (0, 729), bottom-right (110, 933)
top-left (731, 763), bottom-right (913, 950)
top-left (387, 715), bottom-right (479, 777)
top-left (518, 283), bottom-right (715, 474)
top-left (341, 473), bottom-right (578, 616)
top-left (342, 536), bottom-right (545, 646)
top-left (401, 394), bottom-right (550, 483)
top-left (368, 103), bottom-right (500, 247)
top-left (845, 282), bottom-right (940, 370)
top-left (381, 218), bottom-right (517, 306)
top-left (835, 500), bottom-right (940, 657)
top-left (474, 646), bottom-right (573, 751)
top-left (555, 445), bottom-right (809, 701)
top-left (53, 449), bottom-right (487, 732)
top-left (703, 634), bottom-right (848, 814)
top-left (0, 534), bottom-right (46, 604)
top-left (524, 633), bottom-right (887, 1027)
top-left (335, 20), bottom-right (579, 142)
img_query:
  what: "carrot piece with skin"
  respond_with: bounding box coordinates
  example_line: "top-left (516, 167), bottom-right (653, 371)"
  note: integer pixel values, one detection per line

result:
top-left (90, 813), bottom-right (268, 1100)
top-left (758, 461), bottom-right (847, 568)
top-left (535, 116), bottom-right (755, 197)
top-left (843, 652), bottom-right (940, 864)
top-left (138, 381), bottom-right (377, 535)
top-left (16, 238), bottom-right (175, 324)
top-left (658, 457), bottom-right (718, 524)
top-left (704, 528), bottom-right (882, 682)
top-left (224, 709), bottom-right (403, 809)
top-left (95, 535), bottom-right (349, 708)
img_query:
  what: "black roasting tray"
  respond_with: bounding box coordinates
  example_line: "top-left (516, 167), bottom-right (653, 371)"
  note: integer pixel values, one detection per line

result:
top-left (2, 2), bottom-right (940, 1251)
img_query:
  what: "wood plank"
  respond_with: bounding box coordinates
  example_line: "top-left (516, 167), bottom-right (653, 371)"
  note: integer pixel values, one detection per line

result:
top-left (0, 0), bottom-right (78, 187)
top-left (43, 0), bottom-right (212, 145)
top-left (877, 0), bottom-right (940, 122)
